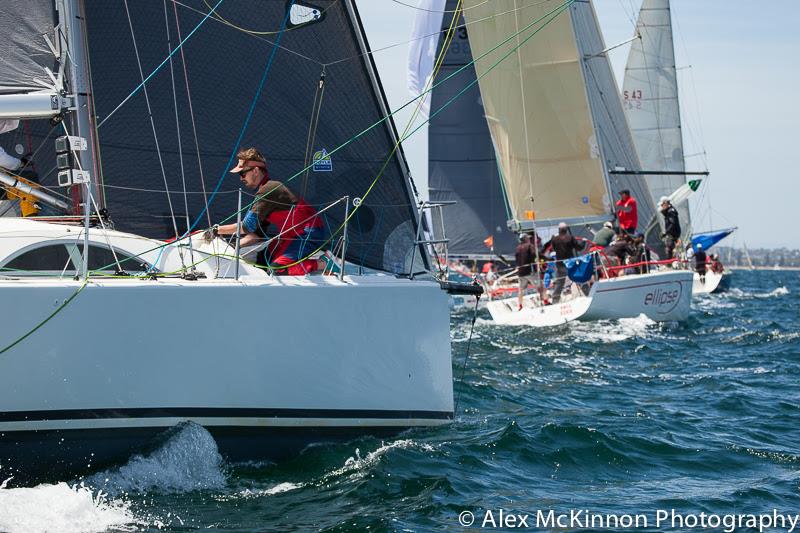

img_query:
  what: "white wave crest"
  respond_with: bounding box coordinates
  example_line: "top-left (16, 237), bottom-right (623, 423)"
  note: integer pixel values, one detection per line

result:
top-left (235, 482), bottom-right (304, 500)
top-left (727, 286), bottom-right (789, 299)
top-left (321, 439), bottom-right (435, 484)
top-left (85, 421), bottom-right (226, 497)
top-left (0, 479), bottom-right (139, 533)
top-left (566, 314), bottom-right (656, 342)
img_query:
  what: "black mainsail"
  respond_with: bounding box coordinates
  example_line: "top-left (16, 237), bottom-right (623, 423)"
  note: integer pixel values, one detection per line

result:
top-left (85, 0), bottom-right (426, 274)
top-left (427, 1), bottom-right (517, 259)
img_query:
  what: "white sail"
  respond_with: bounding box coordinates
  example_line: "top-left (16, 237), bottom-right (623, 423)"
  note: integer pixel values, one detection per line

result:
top-left (622, 0), bottom-right (690, 236)
top-left (406, 0), bottom-right (446, 119)
top-left (462, 0), bottom-right (655, 231)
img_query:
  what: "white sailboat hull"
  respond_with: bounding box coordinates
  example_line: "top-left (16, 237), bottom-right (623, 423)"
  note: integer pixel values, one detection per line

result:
top-left (692, 270), bottom-right (732, 294)
top-left (486, 270), bottom-right (693, 327)
top-left (0, 275), bottom-right (453, 480)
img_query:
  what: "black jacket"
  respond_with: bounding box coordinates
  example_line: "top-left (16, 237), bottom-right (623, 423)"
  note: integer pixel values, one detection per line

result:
top-left (515, 242), bottom-right (538, 276)
top-left (545, 233), bottom-right (586, 262)
top-left (662, 206), bottom-right (681, 238)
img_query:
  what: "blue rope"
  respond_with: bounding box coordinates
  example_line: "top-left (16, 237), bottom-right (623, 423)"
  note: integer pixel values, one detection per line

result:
top-left (97, 0), bottom-right (225, 129)
top-left (187, 2), bottom-right (295, 234)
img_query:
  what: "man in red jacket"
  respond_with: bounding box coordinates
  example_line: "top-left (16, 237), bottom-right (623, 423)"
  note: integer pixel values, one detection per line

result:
top-left (615, 189), bottom-right (638, 235)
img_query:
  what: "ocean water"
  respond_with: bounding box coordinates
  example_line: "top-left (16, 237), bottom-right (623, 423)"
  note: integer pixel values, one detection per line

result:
top-left (1, 270), bottom-right (798, 532)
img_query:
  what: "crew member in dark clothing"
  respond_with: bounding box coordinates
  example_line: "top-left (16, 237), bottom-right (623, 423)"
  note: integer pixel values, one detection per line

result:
top-left (694, 243), bottom-right (708, 282)
top-left (659, 196), bottom-right (681, 260)
top-left (631, 233), bottom-right (651, 274)
top-left (515, 233), bottom-right (541, 310)
top-left (543, 222), bottom-right (586, 303)
top-left (606, 232), bottom-right (633, 265)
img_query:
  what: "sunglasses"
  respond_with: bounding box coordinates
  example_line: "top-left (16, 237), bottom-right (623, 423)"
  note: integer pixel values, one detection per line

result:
top-left (238, 167), bottom-right (256, 178)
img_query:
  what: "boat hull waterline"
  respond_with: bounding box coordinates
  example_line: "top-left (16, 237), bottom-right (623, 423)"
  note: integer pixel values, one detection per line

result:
top-left (486, 270), bottom-right (694, 326)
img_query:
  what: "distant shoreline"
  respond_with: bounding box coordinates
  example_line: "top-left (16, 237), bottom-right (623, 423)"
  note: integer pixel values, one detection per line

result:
top-left (727, 266), bottom-right (800, 272)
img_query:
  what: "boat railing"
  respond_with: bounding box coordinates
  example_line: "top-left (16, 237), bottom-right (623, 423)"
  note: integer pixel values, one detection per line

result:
top-left (410, 200), bottom-right (456, 280)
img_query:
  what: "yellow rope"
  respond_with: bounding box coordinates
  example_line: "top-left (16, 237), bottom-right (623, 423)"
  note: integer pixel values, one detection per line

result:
top-left (201, 0), bottom-right (340, 36)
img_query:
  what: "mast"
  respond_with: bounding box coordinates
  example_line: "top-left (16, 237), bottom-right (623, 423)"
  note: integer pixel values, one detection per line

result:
top-left (622, 0), bottom-right (690, 238)
top-left (58, 0), bottom-right (103, 210)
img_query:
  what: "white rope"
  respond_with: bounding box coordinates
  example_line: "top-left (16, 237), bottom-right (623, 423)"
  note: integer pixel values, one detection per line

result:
top-left (124, 0), bottom-right (187, 270)
top-left (164, 0), bottom-right (196, 268)
top-left (123, 1), bottom-right (185, 265)
top-left (172, 0), bottom-right (213, 228)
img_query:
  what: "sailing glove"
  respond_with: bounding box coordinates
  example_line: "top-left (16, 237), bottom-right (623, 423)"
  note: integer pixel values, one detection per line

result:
top-left (202, 224), bottom-right (219, 242)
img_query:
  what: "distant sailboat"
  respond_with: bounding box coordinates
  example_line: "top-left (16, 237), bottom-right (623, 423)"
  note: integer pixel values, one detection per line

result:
top-left (622, 0), bottom-right (733, 294)
top-left (460, 0), bottom-right (693, 326)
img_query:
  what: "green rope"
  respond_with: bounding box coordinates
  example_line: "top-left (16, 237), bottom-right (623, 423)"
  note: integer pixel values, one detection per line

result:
top-left (85, 0), bottom-right (576, 273)
top-left (0, 279), bottom-right (89, 356)
top-left (5, 1), bottom-right (574, 280)
top-left (198, 0), bottom-right (575, 273)
top-left (0, 1), bottom-right (575, 356)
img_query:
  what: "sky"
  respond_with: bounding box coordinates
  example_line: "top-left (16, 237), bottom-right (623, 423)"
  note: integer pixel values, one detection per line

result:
top-left (358, 0), bottom-right (800, 249)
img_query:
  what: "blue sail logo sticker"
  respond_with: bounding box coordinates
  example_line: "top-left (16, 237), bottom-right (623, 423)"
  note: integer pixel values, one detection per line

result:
top-left (312, 148), bottom-right (332, 172)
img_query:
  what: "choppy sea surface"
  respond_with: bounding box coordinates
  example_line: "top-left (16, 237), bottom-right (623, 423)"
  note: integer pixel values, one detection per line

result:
top-left (1, 270), bottom-right (798, 532)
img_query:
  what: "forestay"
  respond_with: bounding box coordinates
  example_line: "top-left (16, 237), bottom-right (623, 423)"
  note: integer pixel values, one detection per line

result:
top-left (85, 0), bottom-right (426, 275)
top-left (622, 0), bottom-right (690, 237)
top-left (423, 0), bottom-right (517, 257)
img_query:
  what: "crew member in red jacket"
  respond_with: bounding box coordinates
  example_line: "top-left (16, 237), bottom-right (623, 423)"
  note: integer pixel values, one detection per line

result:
top-left (615, 189), bottom-right (638, 235)
top-left (212, 147), bottom-right (328, 275)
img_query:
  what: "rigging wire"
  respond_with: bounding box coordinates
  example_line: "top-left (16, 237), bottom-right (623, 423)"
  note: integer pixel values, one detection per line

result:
top-left (454, 295), bottom-right (482, 416)
top-left (301, 68), bottom-right (328, 198)
top-left (98, 0), bottom-right (225, 129)
top-left (388, 0), bottom-right (489, 12)
top-left (186, 2), bottom-right (296, 233)
top-left (123, 0), bottom-right (186, 270)
top-left (26, 0), bottom-right (574, 280)
top-left (163, 0), bottom-right (191, 235)
top-left (172, 1), bottom-right (213, 228)
top-left (201, 0), bottom-right (341, 36)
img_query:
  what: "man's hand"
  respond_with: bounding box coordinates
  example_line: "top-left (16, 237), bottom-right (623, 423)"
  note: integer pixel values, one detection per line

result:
top-left (202, 224), bottom-right (219, 242)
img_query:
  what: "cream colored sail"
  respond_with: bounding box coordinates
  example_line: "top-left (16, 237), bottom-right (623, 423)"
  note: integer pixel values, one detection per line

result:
top-left (461, 0), bottom-right (610, 228)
